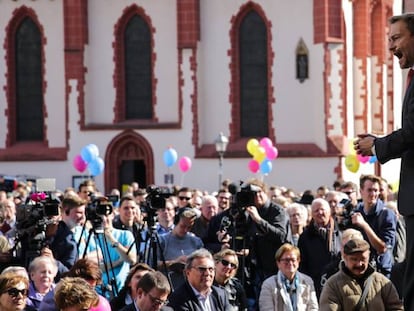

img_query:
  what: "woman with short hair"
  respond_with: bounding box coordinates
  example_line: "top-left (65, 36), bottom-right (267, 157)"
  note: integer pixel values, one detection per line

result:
top-left (259, 243), bottom-right (318, 311)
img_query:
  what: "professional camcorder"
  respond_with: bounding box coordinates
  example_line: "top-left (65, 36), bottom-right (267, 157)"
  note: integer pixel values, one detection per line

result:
top-left (16, 191), bottom-right (60, 252)
top-left (232, 182), bottom-right (261, 213)
top-left (86, 194), bottom-right (116, 232)
top-left (145, 185), bottom-right (172, 210)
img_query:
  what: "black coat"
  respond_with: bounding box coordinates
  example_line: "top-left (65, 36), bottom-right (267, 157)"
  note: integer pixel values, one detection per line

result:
top-left (168, 281), bottom-right (230, 311)
top-left (48, 221), bottom-right (77, 279)
top-left (297, 219), bottom-right (342, 298)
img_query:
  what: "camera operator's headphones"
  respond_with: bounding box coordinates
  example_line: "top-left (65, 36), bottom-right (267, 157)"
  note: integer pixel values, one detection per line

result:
top-left (174, 207), bottom-right (196, 225)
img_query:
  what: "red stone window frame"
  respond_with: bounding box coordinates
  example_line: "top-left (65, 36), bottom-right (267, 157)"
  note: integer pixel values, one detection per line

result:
top-left (113, 4), bottom-right (158, 125)
top-left (2, 5), bottom-right (66, 161)
top-left (227, 3), bottom-right (275, 156)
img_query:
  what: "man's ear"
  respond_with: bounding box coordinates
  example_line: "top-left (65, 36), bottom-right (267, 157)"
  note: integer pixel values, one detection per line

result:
top-left (137, 288), bottom-right (144, 297)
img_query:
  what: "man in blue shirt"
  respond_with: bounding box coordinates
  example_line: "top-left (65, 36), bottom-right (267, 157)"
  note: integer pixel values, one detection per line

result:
top-left (352, 174), bottom-right (397, 277)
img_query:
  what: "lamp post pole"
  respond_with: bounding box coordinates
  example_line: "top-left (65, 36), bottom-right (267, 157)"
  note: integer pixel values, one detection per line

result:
top-left (215, 132), bottom-right (228, 190)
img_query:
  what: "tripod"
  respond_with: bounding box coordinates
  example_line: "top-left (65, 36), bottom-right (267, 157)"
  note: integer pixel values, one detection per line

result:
top-left (80, 223), bottom-right (119, 298)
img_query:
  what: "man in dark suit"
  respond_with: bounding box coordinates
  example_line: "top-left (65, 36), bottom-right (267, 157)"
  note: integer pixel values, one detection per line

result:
top-left (355, 13), bottom-right (414, 311)
top-left (120, 271), bottom-right (172, 311)
top-left (41, 196), bottom-right (86, 280)
top-left (168, 248), bottom-right (230, 311)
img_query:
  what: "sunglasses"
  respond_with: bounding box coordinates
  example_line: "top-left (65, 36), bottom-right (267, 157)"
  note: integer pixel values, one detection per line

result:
top-left (179, 196), bottom-right (191, 201)
top-left (220, 259), bottom-right (237, 269)
top-left (191, 266), bottom-right (215, 273)
top-left (342, 191), bottom-right (355, 196)
top-left (6, 288), bottom-right (28, 298)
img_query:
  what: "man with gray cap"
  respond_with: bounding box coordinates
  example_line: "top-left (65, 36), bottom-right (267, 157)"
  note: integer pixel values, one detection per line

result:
top-left (320, 238), bottom-right (402, 310)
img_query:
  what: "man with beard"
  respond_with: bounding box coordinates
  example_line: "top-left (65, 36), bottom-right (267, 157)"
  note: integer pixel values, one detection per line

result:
top-left (168, 248), bottom-right (230, 311)
top-left (320, 238), bottom-right (402, 310)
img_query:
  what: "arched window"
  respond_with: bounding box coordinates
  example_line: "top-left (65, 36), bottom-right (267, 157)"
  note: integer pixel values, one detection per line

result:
top-left (124, 15), bottom-right (152, 120)
top-left (15, 17), bottom-right (44, 141)
top-left (239, 11), bottom-right (268, 137)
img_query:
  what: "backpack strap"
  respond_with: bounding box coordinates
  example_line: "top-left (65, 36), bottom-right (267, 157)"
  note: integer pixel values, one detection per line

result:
top-left (354, 274), bottom-right (374, 311)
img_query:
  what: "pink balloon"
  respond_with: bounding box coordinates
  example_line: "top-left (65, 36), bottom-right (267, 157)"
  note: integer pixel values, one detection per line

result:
top-left (179, 156), bottom-right (192, 172)
top-left (248, 159), bottom-right (260, 173)
top-left (357, 154), bottom-right (370, 164)
top-left (89, 295), bottom-right (111, 311)
top-left (265, 146), bottom-right (279, 160)
top-left (259, 137), bottom-right (273, 149)
top-left (73, 154), bottom-right (88, 172)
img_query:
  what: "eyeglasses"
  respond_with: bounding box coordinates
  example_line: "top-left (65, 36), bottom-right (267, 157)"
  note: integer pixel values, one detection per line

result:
top-left (279, 258), bottom-right (298, 264)
top-left (6, 288), bottom-right (28, 298)
top-left (179, 196), bottom-right (191, 201)
top-left (343, 191), bottom-right (355, 196)
top-left (220, 259), bottom-right (237, 269)
top-left (147, 292), bottom-right (169, 306)
top-left (191, 266), bottom-right (215, 274)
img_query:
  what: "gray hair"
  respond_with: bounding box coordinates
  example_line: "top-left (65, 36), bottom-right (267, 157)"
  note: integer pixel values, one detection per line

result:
top-left (185, 248), bottom-right (213, 270)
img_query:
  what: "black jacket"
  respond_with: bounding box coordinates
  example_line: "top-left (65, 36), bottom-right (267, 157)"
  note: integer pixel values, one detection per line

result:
top-left (168, 281), bottom-right (230, 311)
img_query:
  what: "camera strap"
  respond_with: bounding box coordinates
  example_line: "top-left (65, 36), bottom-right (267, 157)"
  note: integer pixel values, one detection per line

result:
top-left (354, 274), bottom-right (373, 311)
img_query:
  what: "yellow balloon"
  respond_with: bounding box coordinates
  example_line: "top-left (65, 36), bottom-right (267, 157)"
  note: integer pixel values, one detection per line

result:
top-left (253, 146), bottom-right (266, 163)
top-left (246, 139), bottom-right (259, 156)
top-left (345, 154), bottom-right (360, 173)
top-left (348, 139), bottom-right (357, 155)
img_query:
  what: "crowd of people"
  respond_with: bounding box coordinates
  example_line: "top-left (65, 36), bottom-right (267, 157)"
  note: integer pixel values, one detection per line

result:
top-left (0, 172), bottom-right (405, 311)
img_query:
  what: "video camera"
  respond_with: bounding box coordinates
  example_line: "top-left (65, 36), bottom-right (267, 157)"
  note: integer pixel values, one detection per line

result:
top-left (232, 182), bottom-right (261, 214)
top-left (16, 191), bottom-right (60, 252)
top-left (337, 198), bottom-right (356, 230)
top-left (145, 185), bottom-right (172, 210)
top-left (86, 193), bottom-right (116, 232)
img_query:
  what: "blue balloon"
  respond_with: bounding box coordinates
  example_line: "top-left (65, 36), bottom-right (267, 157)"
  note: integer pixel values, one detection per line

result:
top-left (260, 159), bottom-right (273, 175)
top-left (163, 148), bottom-right (178, 167)
top-left (88, 157), bottom-right (105, 176)
top-left (81, 144), bottom-right (99, 163)
top-left (369, 155), bottom-right (377, 163)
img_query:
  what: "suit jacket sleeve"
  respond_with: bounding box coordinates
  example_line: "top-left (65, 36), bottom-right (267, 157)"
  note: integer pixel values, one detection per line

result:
top-left (375, 91), bottom-right (414, 164)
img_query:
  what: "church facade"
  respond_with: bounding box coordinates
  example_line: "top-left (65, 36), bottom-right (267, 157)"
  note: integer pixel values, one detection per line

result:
top-left (0, 0), bottom-right (405, 193)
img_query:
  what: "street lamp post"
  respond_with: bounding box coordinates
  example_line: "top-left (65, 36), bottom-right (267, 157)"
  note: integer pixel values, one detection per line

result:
top-left (214, 132), bottom-right (229, 189)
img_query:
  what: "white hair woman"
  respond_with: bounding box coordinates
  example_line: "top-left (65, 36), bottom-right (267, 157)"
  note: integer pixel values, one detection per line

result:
top-left (27, 255), bottom-right (58, 309)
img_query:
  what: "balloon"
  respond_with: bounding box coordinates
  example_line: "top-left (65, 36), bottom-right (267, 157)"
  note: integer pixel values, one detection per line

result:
top-left (246, 139), bottom-right (259, 156)
top-left (345, 154), bottom-right (360, 173)
top-left (265, 146), bottom-right (279, 160)
top-left (357, 154), bottom-right (370, 164)
top-left (349, 139), bottom-right (357, 155)
top-left (179, 156), bottom-right (192, 173)
top-left (259, 137), bottom-right (273, 149)
top-left (73, 154), bottom-right (88, 172)
top-left (369, 155), bottom-right (377, 163)
top-left (89, 295), bottom-right (111, 311)
top-left (260, 159), bottom-right (273, 174)
top-left (253, 146), bottom-right (266, 163)
top-left (163, 148), bottom-right (178, 167)
top-left (248, 159), bottom-right (260, 173)
top-left (88, 157), bottom-right (105, 176)
top-left (81, 144), bottom-right (99, 163)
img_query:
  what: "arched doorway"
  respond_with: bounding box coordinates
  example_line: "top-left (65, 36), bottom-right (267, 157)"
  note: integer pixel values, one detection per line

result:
top-left (104, 130), bottom-right (154, 193)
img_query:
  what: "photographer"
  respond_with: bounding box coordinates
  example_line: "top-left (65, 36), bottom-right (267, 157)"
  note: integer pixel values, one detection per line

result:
top-left (113, 195), bottom-right (145, 256)
top-left (84, 203), bottom-right (136, 299)
top-left (352, 174), bottom-right (397, 278)
top-left (41, 196), bottom-right (86, 280)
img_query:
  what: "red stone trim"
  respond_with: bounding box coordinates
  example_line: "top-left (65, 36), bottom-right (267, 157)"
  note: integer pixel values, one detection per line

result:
top-left (104, 130), bottom-right (154, 193)
top-left (4, 6), bottom-right (48, 147)
top-left (177, 0), bottom-right (200, 48)
top-left (1, 6), bottom-right (66, 160)
top-left (113, 4), bottom-right (158, 124)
